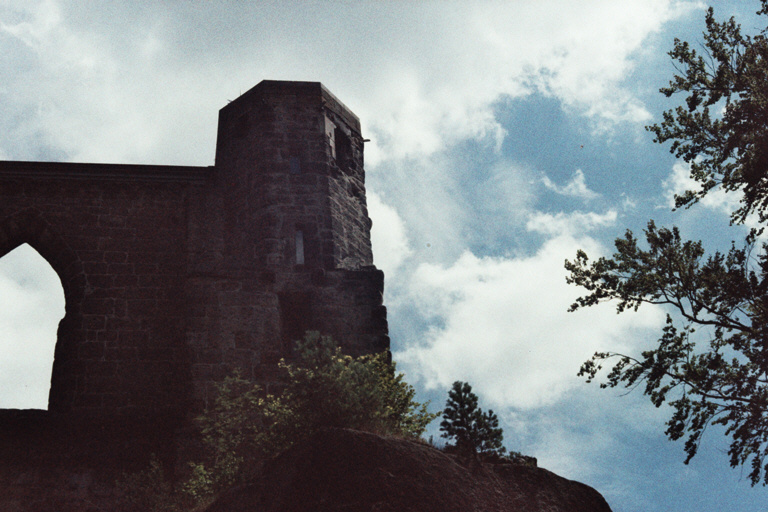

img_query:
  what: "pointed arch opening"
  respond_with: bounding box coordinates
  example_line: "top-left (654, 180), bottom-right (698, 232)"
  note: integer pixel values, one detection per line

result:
top-left (0, 244), bottom-right (65, 410)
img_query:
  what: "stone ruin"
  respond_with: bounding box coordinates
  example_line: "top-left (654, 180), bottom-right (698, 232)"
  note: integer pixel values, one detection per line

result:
top-left (0, 80), bottom-right (389, 465)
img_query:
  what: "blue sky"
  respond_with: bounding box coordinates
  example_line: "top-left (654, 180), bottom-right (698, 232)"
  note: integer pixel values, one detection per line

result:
top-left (1, 1), bottom-right (767, 510)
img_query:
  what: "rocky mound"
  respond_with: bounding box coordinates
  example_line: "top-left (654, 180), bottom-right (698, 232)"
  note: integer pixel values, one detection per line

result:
top-left (206, 428), bottom-right (612, 512)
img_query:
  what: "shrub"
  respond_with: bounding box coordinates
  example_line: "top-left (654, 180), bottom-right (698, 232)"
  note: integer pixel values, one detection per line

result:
top-left (270, 332), bottom-right (438, 442)
top-left (183, 331), bottom-right (438, 499)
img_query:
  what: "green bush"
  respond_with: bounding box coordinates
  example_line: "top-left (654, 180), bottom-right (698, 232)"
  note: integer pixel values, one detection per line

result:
top-left (183, 331), bottom-right (438, 499)
top-left (270, 332), bottom-right (438, 442)
top-left (118, 332), bottom-right (438, 507)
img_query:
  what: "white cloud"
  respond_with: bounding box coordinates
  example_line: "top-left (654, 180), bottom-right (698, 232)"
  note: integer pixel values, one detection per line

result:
top-left (369, 155), bottom-right (474, 265)
top-left (621, 193), bottom-right (638, 211)
top-left (0, 0), bottom-right (698, 166)
top-left (542, 169), bottom-right (600, 201)
top-left (0, 0), bottom-right (691, 416)
top-left (396, 225), bottom-right (665, 410)
top-left (477, 160), bottom-right (538, 220)
top-left (369, 155), bottom-right (539, 269)
top-left (0, 244), bottom-right (64, 409)
top-left (3, 3), bottom-right (746, 508)
top-left (0, 1), bottom-right (218, 164)
top-left (508, 1), bottom-right (699, 129)
top-left (526, 209), bottom-right (617, 237)
top-left (368, 191), bottom-right (412, 279)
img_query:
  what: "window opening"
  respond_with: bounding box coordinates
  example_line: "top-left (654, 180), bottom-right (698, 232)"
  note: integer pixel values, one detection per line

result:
top-left (295, 230), bottom-right (305, 265)
top-left (334, 126), bottom-right (352, 170)
top-left (0, 244), bottom-right (65, 409)
top-left (326, 118), bottom-right (337, 160)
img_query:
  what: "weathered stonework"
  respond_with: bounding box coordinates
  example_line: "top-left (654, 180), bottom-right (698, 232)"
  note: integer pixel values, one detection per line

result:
top-left (0, 80), bottom-right (389, 422)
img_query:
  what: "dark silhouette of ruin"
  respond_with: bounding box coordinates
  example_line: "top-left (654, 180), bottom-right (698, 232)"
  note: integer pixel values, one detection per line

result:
top-left (0, 81), bottom-right (388, 455)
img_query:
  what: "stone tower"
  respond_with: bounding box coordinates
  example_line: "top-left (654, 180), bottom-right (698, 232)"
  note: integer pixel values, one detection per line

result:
top-left (191, 80), bottom-right (390, 397)
top-left (216, 80), bottom-right (374, 271)
top-left (0, 80), bottom-right (389, 422)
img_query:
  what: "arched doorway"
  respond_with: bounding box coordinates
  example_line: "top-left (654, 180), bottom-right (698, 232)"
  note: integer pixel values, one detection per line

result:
top-left (0, 243), bottom-right (65, 409)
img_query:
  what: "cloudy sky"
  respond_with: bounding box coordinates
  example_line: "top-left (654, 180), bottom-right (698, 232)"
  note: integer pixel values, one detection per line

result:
top-left (1, 1), bottom-right (768, 510)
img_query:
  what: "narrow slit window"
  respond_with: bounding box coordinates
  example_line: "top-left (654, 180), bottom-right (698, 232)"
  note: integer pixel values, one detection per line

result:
top-left (328, 126), bottom-right (336, 159)
top-left (295, 230), bottom-right (305, 265)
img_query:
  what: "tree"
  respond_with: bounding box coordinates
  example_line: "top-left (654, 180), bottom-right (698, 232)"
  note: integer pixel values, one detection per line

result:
top-left (648, 2), bottom-right (768, 231)
top-left (440, 381), bottom-right (505, 458)
top-left (566, 2), bottom-right (768, 486)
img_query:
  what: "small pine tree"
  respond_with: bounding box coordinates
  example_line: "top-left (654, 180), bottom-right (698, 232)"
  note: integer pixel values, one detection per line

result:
top-left (440, 381), bottom-right (505, 458)
top-left (476, 409), bottom-right (505, 455)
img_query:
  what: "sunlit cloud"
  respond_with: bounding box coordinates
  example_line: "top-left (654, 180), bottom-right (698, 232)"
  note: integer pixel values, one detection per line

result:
top-left (662, 160), bottom-right (763, 236)
top-left (526, 209), bottom-right (617, 237)
top-left (542, 169), bottom-right (600, 201)
top-left (4, 1), bottom-right (753, 509)
top-left (396, 218), bottom-right (665, 410)
top-left (663, 160), bottom-right (741, 214)
top-left (368, 191), bottom-right (413, 280)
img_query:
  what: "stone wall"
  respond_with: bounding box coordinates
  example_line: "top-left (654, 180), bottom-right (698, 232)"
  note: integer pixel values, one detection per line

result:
top-left (0, 175), bottom-right (198, 415)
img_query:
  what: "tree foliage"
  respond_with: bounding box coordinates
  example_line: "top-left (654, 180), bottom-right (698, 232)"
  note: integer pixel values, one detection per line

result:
top-left (567, 2), bottom-right (768, 486)
top-left (567, 222), bottom-right (768, 484)
top-left (270, 332), bottom-right (438, 443)
top-left (648, 2), bottom-right (768, 229)
top-left (440, 381), bottom-right (506, 458)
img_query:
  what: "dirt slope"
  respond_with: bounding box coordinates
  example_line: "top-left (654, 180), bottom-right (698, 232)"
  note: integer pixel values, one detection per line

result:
top-left (206, 428), bottom-right (613, 512)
